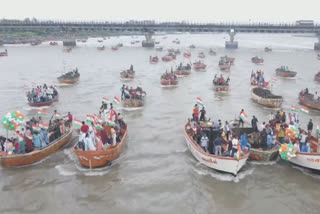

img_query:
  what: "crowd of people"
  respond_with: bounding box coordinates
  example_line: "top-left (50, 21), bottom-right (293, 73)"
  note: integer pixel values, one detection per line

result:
top-left (0, 111), bottom-right (72, 154)
top-left (26, 84), bottom-right (58, 104)
top-left (188, 104), bottom-right (250, 157)
top-left (250, 70), bottom-right (266, 87)
top-left (77, 109), bottom-right (126, 151)
top-left (176, 63), bottom-right (191, 71)
top-left (161, 69), bottom-right (177, 81)
top-left (213, 74), bottom-right (230, 86)
top-left (121, 84), bottom-right (145, 100)
top-left (250, 109), bottom-right (317, 152)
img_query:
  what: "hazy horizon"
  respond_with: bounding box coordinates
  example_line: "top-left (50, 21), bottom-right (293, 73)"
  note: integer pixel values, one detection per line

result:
top-left (1, 0), bottom-right (320, 23)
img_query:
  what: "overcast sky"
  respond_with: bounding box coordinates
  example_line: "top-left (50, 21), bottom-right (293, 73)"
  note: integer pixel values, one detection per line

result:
top-left (1, 0), bottom-right (319, 23)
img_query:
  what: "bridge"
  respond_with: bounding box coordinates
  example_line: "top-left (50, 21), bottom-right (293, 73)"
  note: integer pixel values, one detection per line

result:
top-left (1, 20), bottom-right (320, 49)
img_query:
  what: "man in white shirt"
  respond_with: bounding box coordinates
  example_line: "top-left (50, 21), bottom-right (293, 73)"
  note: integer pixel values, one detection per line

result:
top-left (200, 134), bottom-right (209, 152)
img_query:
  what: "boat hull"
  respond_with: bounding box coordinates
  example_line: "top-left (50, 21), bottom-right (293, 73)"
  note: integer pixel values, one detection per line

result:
top-left (160, 79), bottom-right (178, 86)
top-left (122, 99), bottom-right (145, 108)
top-left (184, 124), bottom-right (248, 175)
top-left (28, 95), bottom-right (59, 107)
top-left (213, 84), bottom-right (229, 92)
top-left (1, 128), bottom-right (73, 167)
top-left (175, 70), bottom-right (191, 76)
top-left (299, 93), bottom-right (320, 111)
top-left (73, 128), bottom-right (127, 168)
top-left (58, 76), bottom-right (79, 84)
top-left (288, 152), bottom-right (320, 170)
top-left (251, 87), bottom-right (283, 108)
top-left (249, 146), bottom-right (280, 161)
top-left (276, 70), bottom-right (297, 78)
top-left (314, 74), bottom-right (320, 83)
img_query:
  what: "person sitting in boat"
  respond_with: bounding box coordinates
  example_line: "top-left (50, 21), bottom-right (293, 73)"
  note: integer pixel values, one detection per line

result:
top-left (240, 133), bottom-right (251, 152)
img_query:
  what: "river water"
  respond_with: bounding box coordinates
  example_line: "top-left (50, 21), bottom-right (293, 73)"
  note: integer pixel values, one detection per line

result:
top-left (0, 33), bottom-right (320, 214)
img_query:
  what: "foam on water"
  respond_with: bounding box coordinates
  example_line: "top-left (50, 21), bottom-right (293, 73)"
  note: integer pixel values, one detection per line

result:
top-left (249, 160), bottom-right (278, 166)
top-left (192, 166), bottom-right (255, 183)
top-left (292, 165), bottom-right (320, 180)
top-left (121, 106), bottom-right (144, 111)
top-left (55, 164), bottom-right (77, 176)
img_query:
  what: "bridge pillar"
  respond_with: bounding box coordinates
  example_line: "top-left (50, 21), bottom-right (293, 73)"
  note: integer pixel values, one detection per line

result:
top-left (314, 35), bottom-right (320, 51)
top-left (142, 31), bottom-right (155, 48)
top-left (225, 29), bottom-right (238, 49)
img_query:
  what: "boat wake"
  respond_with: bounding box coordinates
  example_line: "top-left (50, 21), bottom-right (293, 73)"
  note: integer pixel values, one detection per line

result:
top-left (23, 106), bottom-right (49, 111)
top-left (55, 164), bottom-right (77, 176)
top-left (55, 83), bottom-right (76, 87)
top-left (292, 165), bottom-right (320, 180)
top-left (192, 165), bottom-right (254, 183)
top-left (160, 85), bottom-right (179, 88)
top-left (121, 106), bottom-right (144, 111)
top-left (249, 160), bottom-right (278, 166)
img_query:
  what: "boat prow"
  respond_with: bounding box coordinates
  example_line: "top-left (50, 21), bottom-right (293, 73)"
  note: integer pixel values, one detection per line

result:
top-left (73, 127), bottom-right (128, 168)
top-left (1, 128), bottom-right (73, 167)
top-left (184, 123), bottom-right (249, 175)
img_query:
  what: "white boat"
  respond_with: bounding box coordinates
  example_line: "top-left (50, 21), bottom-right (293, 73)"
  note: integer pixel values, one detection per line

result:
top-left (288, 136), bottom-right (320, 170)
top-left (184, 123), bottom-right (249, 175)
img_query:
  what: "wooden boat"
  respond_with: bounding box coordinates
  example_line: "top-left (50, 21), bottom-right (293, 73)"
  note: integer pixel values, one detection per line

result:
top-left (63, 48), bottom-right (72, 53)
top-left (198, 52), bottom-right (205, 58)
top-left (149, 56), bottom-right (159, 64)
top-left (231, 126), bottom-right (280, 162)
top-left (97, 39), bottom-right (103, 43)
top-left (1, 127), bottom-right (73, 167)
top-left (276, 66), bottom-right (297, 78)
top-left (97, 46), bottom-right (105, 51)
top-left (213, 80), bottom-right (229, 92)
top-left (314, 72), bottom-right (320, 83)
top-left (189, 44), bottom-right (196, 49)
top-left (184, 122), bottom-right (249, 175)
top-left (219, 63), bottom-right (231, 72)
top-left (162, 54), bottom-right (176, 62)
top-left (116, 43), bottom-right (123, 47)
top-left (193, 62), bottom-right (206, 71)
top-left (183, 52), bottom-right (191, 57)
top-left (81, 39), bottom-right (87, 43)
top-left (155, 47), bottom-right (163, 51)
top-left (49, 41), bottom-right (58, 46)
top-left (175, 64), bottom-right (192, 76)
top-left (122, 98), bottom-right (145, 108)
top-left (250, 79), bottom-right (269, 88)
top-left (251, 87), bottom-right (283, 108)
top-left (221, 56), bottom-right (235, 65)
top-left (0, 49), bottom-right (8, 57)
top-left (31, 41), bottom-right (41, 46)
top-left (160, 79), bottom-right (178, 86)
top-left (28, 94), bottom-right (59, 107)
top-left (174, 49), bottom-right (181, 55)
top-left (73, 126), bottom-right (127, 168)
top-left (298, 91), bottom-right (320, 111)
top-left (111, 46), bottom-right (118, 51)
top-left (57, 71), bottom-right (80, 84)
top-left (317, 54), bottom-right (320, 60)
top-left (130, 41), bottom-right (135, 45)
top-left (251, 56), bottom-right (264, 64)
top-left (120, 70), bottom-right (135, 80)
top-left (209, 49), bottom-right (216, 56)
top-left (265, 47), bottom-right (272, 52)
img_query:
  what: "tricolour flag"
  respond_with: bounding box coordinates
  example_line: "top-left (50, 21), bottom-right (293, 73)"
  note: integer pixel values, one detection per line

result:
top-left (94, 122), bottom-right (103, 131)
top-left (114, 96), bottom-right (120, 105)
top-left (196, 97), bottom-right (203, 106)
top-left (107, 120), bottom-right (115, 127)
top-left (73, 119), bottom-right (82, 129)
top-left (86, 114), bottom-right (95, 123)
top-left (39, 122), bottom-right (49, 130)
top-left (32, 125), bottom-right (41, 132)
top-left (37, 109), bottom-right (49, 116)
top-left (240, 111), bottom-right (248, 122)
top-left (300, 106), bottom-right (309, 114)
top-left (55, 112), bottom-right (62, 119)
top-left (271, 77), bottom-right (278, 82)
top-left (25, 132), bottom-right (32, 140)
top-left (102, 97), bottom-right (110, 104)
top-left (291, 106), bottom-right (300, 112)
top-left (94, 114), bottom-right (103, 124)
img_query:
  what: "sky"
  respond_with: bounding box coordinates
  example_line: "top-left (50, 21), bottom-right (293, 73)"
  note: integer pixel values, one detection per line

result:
top-left (1, 0), bottom-right (319, 23)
